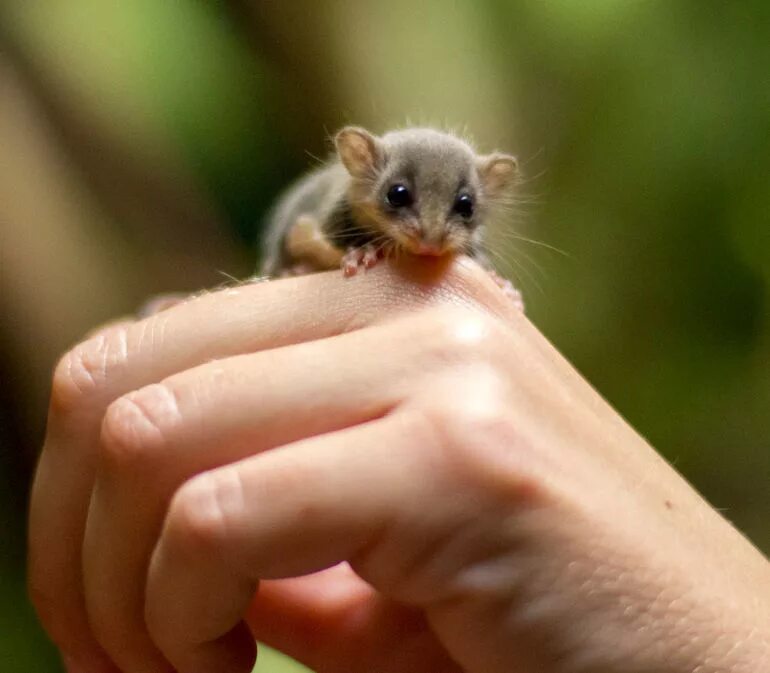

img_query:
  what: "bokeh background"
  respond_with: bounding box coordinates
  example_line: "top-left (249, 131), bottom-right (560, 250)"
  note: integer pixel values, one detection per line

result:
top-left (1, 2), bottom-right (768, 671)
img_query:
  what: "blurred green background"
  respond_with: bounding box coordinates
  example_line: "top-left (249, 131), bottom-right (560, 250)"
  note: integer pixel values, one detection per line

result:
top-left (1, 1), bottom-right (768, 671)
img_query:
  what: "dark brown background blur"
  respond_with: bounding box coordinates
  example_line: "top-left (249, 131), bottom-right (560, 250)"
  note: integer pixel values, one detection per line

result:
top-left (1, 2), bottom-right (768, 672)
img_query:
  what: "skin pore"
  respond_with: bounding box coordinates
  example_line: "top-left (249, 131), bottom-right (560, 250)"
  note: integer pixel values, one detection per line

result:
top-left (27, 257), bottom-right (770, 673)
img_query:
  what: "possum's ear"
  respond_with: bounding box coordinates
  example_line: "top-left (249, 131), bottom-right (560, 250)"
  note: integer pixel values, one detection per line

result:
top-left (335, 127), bottom-right (383, 178)
top-left (477, 153), bottom-right (518, 198)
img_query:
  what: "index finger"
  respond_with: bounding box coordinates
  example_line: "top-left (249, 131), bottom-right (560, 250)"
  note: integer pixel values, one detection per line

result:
top-left (28, 256), bottom-right (517, 670)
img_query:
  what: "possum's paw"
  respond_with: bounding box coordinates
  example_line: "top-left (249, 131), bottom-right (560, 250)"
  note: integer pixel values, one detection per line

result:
top-left (341, 244), bottom-right (382, 277)
top-left (488, 271), bottom-right (525, 312)
top-left (287, 214), bottom-right (344, 270)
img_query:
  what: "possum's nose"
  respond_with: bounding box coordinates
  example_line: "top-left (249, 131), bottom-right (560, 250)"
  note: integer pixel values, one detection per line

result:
top-left (403, 220), bottom-right (448, 255)
top-left (416, 221), bottom-right (447, 251)
top-left (414, 241), bottom-right (444, 256)
top-left (409, 225), bottom-right (446, 255)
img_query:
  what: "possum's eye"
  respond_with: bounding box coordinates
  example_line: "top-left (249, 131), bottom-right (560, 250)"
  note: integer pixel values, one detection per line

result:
top-left (386, 184), bottom-right (413, 208)
top-left (453, 194), bottom-right (474, 219)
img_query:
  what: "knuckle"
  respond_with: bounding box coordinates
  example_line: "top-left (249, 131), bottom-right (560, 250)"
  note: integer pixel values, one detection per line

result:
top-left (99, 383), bottom-right (180, 472)
top-left (431, 364), bottom-right (511, 434)
top-left (446, 390), bottom-right (513, 445)
top-left (164, 470), bottom-right (240, 558)
top-left (50, 325), bottom-right (130, 415)
top-left (416, 365), bottom-right (531, 492)
top-left (424, 306), bottom-right (504, 364)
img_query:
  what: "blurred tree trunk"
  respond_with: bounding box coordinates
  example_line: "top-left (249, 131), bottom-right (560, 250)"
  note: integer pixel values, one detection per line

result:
top-left (0, 19), bottom-right (246, 459)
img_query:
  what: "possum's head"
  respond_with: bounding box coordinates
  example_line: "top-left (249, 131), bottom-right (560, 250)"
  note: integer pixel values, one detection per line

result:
top-left (334, 126), bottom-right (518, 256)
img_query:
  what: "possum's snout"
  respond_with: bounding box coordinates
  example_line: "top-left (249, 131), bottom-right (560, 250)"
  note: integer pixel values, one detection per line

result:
top-left (412, 241), bottom-right (445, 256)
top-left (400, 225), bottom-right (451, 256)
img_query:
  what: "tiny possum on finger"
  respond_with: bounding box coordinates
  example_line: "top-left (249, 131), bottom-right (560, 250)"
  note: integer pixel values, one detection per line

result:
top-left (260, 126), bottom-right (524, 309)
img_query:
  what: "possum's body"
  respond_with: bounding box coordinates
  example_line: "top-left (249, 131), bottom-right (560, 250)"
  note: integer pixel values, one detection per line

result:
top-left (261, 162), bottom-right (349, 276)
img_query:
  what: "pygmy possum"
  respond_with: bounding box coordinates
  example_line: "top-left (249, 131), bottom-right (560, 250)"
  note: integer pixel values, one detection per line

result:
top-left (260, 126), bottom-right (524, 309)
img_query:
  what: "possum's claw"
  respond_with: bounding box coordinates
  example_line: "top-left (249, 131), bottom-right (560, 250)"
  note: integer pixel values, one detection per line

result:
top-left (363, 246), bottom-right (381, 269)
top-left (342, 244), bottom-right (382, 277)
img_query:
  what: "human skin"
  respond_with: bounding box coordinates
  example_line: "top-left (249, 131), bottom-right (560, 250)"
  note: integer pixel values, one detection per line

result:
top-left (28, 257), bottom-right (770, 673)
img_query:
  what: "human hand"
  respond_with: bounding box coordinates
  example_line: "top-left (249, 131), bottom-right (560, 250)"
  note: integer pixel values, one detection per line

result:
top-left (29, 258), bottom-right (770, 673)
